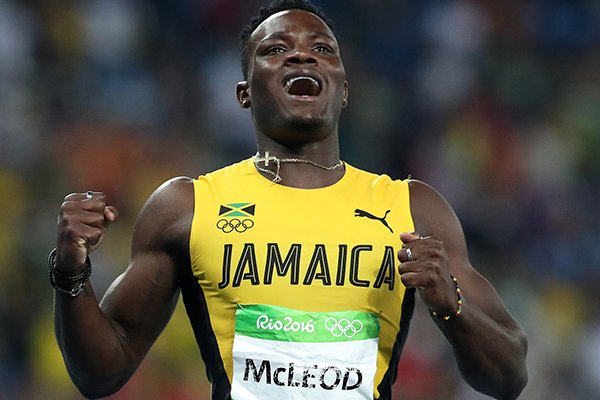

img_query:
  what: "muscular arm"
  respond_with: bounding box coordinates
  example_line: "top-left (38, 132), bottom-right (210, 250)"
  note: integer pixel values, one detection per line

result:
top-left (400, 180), bottom-right (527, 400)
top-left (53, 177), bottom-right (194, 398)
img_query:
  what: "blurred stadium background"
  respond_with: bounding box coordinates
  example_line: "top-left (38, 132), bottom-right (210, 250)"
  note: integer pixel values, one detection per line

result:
top-left (1, 0), bottom-right (599, 399)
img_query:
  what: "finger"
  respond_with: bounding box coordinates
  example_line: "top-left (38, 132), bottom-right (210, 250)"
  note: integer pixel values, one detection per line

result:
top-left (62, 193), bottom-right (107, 217)
top-left (399, 271), bottom-right (429, 290)
top-left (104, 206), bottom-right (119, 227)
top-left (397, 253), bottom-right (423, 276)
top-left (74, 205), bottom-right (116, 231)
top-left (400, 231), bottom-right (421, 244)
top-left (78, 223), bottom-right (105, 248)
top-left (82, 192), bottom-right (106, 207)
top-left (58, 204), bottom-right (107, 238)
top-left (64, 191), bottom-right (103, 201)
top-left (397, 247), bottom-right (416, 263)
top-left (64, 192), bottom-right (84, 202)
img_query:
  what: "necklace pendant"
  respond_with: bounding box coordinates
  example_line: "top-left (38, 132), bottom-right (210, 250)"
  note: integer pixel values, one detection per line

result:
top-left (254, 151), bottom-right (278, 167)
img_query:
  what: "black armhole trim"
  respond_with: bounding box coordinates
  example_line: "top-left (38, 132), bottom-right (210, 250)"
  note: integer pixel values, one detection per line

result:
top-left (180, 266), bottom-right (232, 399)
top-left (376, 287), bottom-right (416, 399)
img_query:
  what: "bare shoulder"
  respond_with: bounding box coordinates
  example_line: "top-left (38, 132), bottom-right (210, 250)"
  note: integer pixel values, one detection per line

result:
top-left (139, 176), bottom-right (194, 217)
top-left (133, 176), bottom-right (195, 250)
top-left (144, 176), bottom-right (195, 210)
top-left (408, 179), bottom-right (463, 243)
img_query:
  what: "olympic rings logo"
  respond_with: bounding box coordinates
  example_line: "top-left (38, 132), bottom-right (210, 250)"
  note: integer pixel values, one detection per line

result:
top-left (324, 318), bottom-right (363, 338)
top-left (216, 218), bottom-right (254, 233)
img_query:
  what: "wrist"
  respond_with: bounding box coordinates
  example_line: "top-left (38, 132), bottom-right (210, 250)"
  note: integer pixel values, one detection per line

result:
top-left (430, 275), bottom-right (462, 321)
top-left (54, 249), bottom-right (89, 276)
top-left (48, 248), bottom-right (92, 297)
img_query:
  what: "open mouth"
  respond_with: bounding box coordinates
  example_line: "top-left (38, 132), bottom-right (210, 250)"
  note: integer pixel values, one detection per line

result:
top-left (284, 76), bottom-right (321, 96)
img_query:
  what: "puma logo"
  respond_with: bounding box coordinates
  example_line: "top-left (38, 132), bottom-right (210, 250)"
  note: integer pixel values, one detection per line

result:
top-left (354, 209), bottom-right (393, 233)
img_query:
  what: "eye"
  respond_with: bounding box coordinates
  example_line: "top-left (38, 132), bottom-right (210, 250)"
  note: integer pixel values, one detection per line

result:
top-left (314, 44), bottom-right (334, 53)
top-left (265, 45), bottom-right (287, 55)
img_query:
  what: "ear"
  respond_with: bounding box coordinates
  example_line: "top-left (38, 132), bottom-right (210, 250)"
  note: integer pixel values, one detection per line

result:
top-left (236, 81), bottom-right (251, 108)
top-left (342, 81), bottom-right (349, 108)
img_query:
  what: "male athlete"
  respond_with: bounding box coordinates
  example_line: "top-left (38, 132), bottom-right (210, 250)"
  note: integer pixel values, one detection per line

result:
top-left (51, 1), bottom-right (527, 399)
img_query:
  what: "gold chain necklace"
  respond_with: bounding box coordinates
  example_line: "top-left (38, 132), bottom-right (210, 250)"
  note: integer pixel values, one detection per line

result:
top-left (253, 151), bottom-right (344, 182)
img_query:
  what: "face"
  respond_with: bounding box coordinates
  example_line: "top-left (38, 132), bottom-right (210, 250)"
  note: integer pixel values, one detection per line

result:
top-left (237, 9), bottom-right (348, 144)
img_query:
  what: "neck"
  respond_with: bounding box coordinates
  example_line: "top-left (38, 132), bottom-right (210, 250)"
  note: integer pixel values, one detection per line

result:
top-left (253, 150), bottom-right (345, 188)
top-left (254, 126), bottom-right (343, 188)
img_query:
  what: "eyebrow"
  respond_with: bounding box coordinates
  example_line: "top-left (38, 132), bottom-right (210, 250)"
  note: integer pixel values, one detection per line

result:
top-left (260, 31), bottom-right (336, 43)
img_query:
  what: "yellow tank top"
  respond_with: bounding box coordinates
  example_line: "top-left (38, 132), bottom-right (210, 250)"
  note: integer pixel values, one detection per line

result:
top-left (183, 158), bottom-right (415, 399)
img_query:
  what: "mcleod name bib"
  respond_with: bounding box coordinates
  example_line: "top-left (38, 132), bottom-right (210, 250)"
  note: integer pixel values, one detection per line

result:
top-left (231, 304), bottom-right (380, 399)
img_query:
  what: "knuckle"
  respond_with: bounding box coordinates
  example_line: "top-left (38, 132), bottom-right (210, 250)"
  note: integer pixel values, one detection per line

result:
top-left (422, 242), bottom-right (445, 260)
top-left (397, 264), bottom-right (407, 275)
top-left (89, 213), bottom-right (105, 226)
top-left (63, 192), bottom-right (79, 201)
top-left (400, 273), bottom-right (411, 286)
top-left (431, 246), bottom-right (444, 259)
top-left (91, 191), bottom-right (105, 201)
top-left (60, 199), bottom-right (84, 215)
top-left (434, 239), bottom-right (445, 251)
top-left (59, 200), bottom-right (75, 213)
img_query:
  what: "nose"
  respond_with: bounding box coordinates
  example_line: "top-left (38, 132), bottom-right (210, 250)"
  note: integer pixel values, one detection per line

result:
top-left (285, 47), bottom-right (317, 65)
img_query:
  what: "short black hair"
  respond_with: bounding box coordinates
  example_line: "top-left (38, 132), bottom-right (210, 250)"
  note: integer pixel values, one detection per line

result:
top-left (239, 0), bottom-right (335, 79)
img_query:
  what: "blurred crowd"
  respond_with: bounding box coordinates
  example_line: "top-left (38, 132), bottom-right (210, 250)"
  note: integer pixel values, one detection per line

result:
top-left (1, 0), bottom-right (599, 399)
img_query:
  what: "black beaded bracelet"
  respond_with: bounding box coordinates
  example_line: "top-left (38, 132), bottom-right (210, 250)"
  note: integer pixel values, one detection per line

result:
top-left (431, 275), bottom-right (462, 321)
top-left (48, 248), bottom-right (91, 297)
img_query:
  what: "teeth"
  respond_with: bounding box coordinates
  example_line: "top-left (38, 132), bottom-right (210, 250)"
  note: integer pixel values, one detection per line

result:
top-left (284, 76), bottom-right (320, 93)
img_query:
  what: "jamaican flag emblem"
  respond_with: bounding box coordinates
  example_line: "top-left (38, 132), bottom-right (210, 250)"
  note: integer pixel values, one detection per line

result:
top-left (217, 203), bottom-right (256, 233)
top-left (219, 203), bottom-right (256, 217)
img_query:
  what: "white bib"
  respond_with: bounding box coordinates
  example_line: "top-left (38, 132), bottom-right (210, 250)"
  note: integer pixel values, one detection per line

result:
top-left (231, 304), bottom-right (380, 399)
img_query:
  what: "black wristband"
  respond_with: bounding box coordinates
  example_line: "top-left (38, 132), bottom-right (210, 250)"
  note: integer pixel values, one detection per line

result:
top-left (48, 248), bottom-right (92, 297)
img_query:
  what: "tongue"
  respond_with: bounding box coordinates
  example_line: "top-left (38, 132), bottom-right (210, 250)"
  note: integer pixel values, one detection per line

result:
top-left (288, 78), bottom-right (320, 96)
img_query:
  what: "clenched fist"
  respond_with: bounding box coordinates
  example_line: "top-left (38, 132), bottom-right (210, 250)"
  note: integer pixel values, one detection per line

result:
top-left (55, 191), bottom-right (118, 275)
top-left (397, 232), bottom-right (459, 317)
